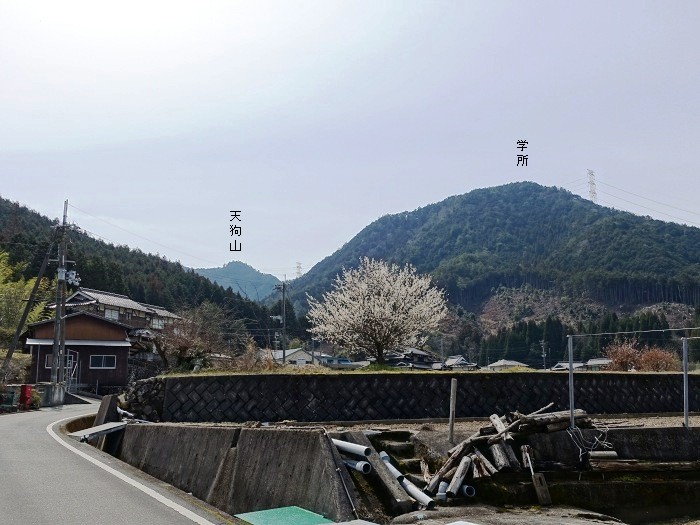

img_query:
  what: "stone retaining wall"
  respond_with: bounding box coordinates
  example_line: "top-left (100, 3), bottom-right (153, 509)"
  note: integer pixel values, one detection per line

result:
top-left (126, 372), bottom-right (700, 423)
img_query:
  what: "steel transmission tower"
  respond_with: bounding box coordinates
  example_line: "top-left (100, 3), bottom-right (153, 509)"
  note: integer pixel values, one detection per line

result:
top-left (588, 170), bottom-right (597, 203)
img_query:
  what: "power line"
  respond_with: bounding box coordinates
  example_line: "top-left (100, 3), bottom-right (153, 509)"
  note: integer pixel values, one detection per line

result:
top-left (571, 327), bottom-right (700, 338)
top-left (597, 180), bottom-right (700, 220)
top-left (596, 189), bottom-right (700, 227)
top-left (68, 203), bottom-right (220, 266)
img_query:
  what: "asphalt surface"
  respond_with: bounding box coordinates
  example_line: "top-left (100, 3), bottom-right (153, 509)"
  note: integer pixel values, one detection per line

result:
top-left (0, 400), bottom-right (234, 525)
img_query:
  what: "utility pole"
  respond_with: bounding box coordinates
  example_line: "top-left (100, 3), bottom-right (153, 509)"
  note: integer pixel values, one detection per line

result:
top-left (540, 339), bottom-right (547, 370)
top-left (274, 277), bottom-right (287, 363)
top-left (51, 201), bottom-right (68, 385)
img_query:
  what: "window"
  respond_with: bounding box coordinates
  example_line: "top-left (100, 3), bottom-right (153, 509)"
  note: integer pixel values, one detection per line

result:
top-left (151, 318), bottom-right (164, 329)
top-left (105, 308), bottom-right (119, 320)
top-left (45, 354), bottom-right (74, 368)
top-left (90, 355), bottom-right (116, 369)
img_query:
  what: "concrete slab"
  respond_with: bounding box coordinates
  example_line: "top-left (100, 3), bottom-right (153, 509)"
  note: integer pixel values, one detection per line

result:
top-left (68, 421), bottom-right (126, 441)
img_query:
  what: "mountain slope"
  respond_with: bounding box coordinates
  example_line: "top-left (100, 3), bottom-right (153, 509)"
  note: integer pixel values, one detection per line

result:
top-left (289, 182), bottom-right (700, 310)
top-left (0, 196), bottom-right (271, 331)
top-left (194, 261), bottom-right (280, 301)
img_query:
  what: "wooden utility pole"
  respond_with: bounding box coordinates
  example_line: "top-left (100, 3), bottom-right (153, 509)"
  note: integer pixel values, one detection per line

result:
top-left (50, 201), bottom-right (68, 384)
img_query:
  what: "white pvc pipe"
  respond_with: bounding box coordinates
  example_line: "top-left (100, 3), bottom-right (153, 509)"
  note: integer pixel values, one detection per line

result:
top-left (399, 478), bottom-right (435, 510)
top-left (332, 438), bottom-right (371, 457)
top-left (460, 484), bottom-right (476, 497)
top-left (379, 451), bottom-right (405, 482)
top-left (343, 459), bottom-right (372, 474)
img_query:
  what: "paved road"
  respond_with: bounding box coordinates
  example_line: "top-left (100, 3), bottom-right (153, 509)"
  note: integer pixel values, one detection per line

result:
top-left (0, 401), bottom-right (232, 525)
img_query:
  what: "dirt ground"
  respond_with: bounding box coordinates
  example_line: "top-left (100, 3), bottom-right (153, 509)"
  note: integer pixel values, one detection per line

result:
top-left (390, 505), bottom-right (625, 525)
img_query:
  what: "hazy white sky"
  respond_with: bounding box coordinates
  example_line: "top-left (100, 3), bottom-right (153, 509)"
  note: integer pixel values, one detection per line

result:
top-left (1, 1), bottom-right (699, 279)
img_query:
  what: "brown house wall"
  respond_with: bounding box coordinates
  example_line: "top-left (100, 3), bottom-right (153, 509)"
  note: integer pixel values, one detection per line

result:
top-left (33, 316), bottom-right (128, 341)
top-left (30, 345), bottom-right (129, 387)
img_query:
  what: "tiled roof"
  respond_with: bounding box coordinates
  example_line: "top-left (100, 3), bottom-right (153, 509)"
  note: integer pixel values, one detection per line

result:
top-left (139, 303), bottom-right (180, 319)
top-left (74, 288), bottom-right (152, 313)
top-left (69, 288), bottom-right (179, 319)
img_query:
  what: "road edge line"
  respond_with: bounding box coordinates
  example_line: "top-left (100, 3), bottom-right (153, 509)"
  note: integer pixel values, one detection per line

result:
top-left (46, 415), bottom-right (217, 525)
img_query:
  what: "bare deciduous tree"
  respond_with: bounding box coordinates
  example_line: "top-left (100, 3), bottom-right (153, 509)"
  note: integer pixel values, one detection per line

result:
top-left (307, 257), bottom-right (447, 364)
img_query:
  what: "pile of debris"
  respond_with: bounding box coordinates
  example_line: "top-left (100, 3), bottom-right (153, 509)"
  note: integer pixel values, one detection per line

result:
top-left (422, 403), bottom-right (593, 503)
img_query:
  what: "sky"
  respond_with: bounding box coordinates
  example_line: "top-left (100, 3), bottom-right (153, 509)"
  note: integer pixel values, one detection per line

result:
top-left (1, 1), bottom-right (699, 280)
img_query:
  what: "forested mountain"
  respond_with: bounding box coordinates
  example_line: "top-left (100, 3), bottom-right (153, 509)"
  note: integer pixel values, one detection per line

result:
top-left (194, 261), bottom-right (280, 301)
top-left (290, 182), bottom-right (700, 311)
top-left (0, 197), bottom-right (281, 342)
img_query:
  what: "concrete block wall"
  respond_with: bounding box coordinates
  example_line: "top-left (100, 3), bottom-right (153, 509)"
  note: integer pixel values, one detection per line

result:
top-left (127, 372), bottom-right (700, 424)
top-left (117, 424), bottom-right (356, 522)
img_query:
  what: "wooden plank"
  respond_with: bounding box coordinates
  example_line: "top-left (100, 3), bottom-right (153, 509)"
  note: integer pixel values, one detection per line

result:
top-left (589, 460), bottom-right (700, 472)
top-left (489, 442), bottom-right (511, 471)
top-left (446, 456), bottom-right (472, 497)
top-left (588, 451), bottom-right (618, 460)
top-left (426, 432), bottom-right (477, 494)
top-left (518, 409), bottom-right (587, 426)
top-left (532, 473), bottom-right (552, 506)
top-left (473, 448), bottom-right (498, 476)
top-left (503, 443), bottom-right (522, 472)
top-left (489, 414), bottom-right (510, 440)
top-left (420, 459), bottom-right (431, 483)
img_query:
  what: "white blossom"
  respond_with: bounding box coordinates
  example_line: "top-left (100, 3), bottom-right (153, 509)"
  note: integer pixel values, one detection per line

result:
top-left (306, 257), bottom-right (447, 363)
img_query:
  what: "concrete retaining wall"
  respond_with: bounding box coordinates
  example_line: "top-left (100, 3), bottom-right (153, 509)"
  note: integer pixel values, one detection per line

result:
top-left (117, 424), bottom-right (356, 522)
top-left (126, 372), bottom-right (700, 423)
top-left (127, 372), bottom-right (700, 423)
top-left (522, 427), bottom-right (700, 465)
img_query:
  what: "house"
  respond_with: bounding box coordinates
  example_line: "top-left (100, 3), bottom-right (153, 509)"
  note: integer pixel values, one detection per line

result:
top-left (316, 354), bottom-right (365, 369)
top-left (63, 288), bottom-right (179, 331)
top-left (261, 348), bottom-right (318, 366)
top-left (550, 361), bottom-right (585, 371)
top-left (585, 357), bottom-right (612, 371)
top-left (25, 312), bottom-right (132, 391)
top-left (444, 355), bottom-right (479, 371)
top-left (484, 359), bottom-right (530, 371)
top-left (384, 348), bottom-right (442, 369)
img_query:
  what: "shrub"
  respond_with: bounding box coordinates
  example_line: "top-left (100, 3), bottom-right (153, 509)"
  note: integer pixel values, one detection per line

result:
top-left (604, 340), bottom-right (641, 371)
top-left (636, 348), bottom-right (680, 372)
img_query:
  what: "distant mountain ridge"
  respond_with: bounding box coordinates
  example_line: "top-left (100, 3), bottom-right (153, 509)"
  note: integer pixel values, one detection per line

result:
top-left (288, 182), bottom-right (700, 312)
top-left (194, 261), bottom-right (281, 301)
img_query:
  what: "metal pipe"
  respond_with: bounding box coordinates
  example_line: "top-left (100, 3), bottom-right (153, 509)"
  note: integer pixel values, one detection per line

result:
top-left (379, 451), bottom-right (405, 482)
top-left (343, 459), bottom-right (372, 474)
top-left (332, 438), bottom-right (371, 457)
top-left (399, 478), bottom-right (435, 509)
top-left (459, 484), bottom-right (476, 497)
top-left (568, 335), bottom-right (575, 429)
top-left (683, 337), bottom-right (689, 428)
